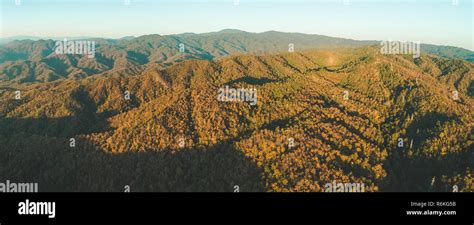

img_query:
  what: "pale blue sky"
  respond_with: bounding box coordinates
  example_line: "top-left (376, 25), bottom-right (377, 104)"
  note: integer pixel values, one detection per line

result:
top-left (0, 0), bottom-right (472, 50)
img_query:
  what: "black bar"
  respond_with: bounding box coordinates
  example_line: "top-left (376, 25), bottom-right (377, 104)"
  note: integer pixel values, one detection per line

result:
top-left (0, 193), bottom-right (472, 225)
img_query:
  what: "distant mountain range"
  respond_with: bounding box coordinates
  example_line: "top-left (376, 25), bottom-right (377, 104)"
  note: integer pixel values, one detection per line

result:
top-left (1, 30), bottom-right (472, 86)
top-left (0, 36), bottom-right (95, 45)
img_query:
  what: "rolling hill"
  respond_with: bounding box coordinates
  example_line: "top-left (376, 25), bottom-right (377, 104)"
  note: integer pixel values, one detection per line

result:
top-left (0, 46), bottom-right (472, 192)
top-left (1, 30), bottom-right (472, 87)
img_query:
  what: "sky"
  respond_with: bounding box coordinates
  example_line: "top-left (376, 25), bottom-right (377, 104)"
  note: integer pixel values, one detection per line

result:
top-left (0, 0), bottom-right (472, 50)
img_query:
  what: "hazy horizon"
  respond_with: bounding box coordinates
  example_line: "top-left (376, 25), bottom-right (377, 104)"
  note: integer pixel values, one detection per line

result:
top-left (1, 0), bottom-right (472, 50)
top-left (1, 29), bottom-right (473, 52)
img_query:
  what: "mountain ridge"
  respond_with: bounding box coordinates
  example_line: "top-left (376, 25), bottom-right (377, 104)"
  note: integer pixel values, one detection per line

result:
top-left (1, 30), bottom-right (472, 86)
top-left (0, 47), bottom-right (472, 191)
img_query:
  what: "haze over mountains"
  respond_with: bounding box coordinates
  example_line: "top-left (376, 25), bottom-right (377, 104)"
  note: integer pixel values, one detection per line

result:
top-left (0, 30), bottom-right (472, 86)
top-left (0, 30), bottom-right (472, 192)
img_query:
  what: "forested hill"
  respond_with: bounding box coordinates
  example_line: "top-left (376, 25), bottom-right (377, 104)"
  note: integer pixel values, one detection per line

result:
top-left (0, 46), bottom-right (472, 192)
top-left (1, 30), bottom-right (472, 86)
